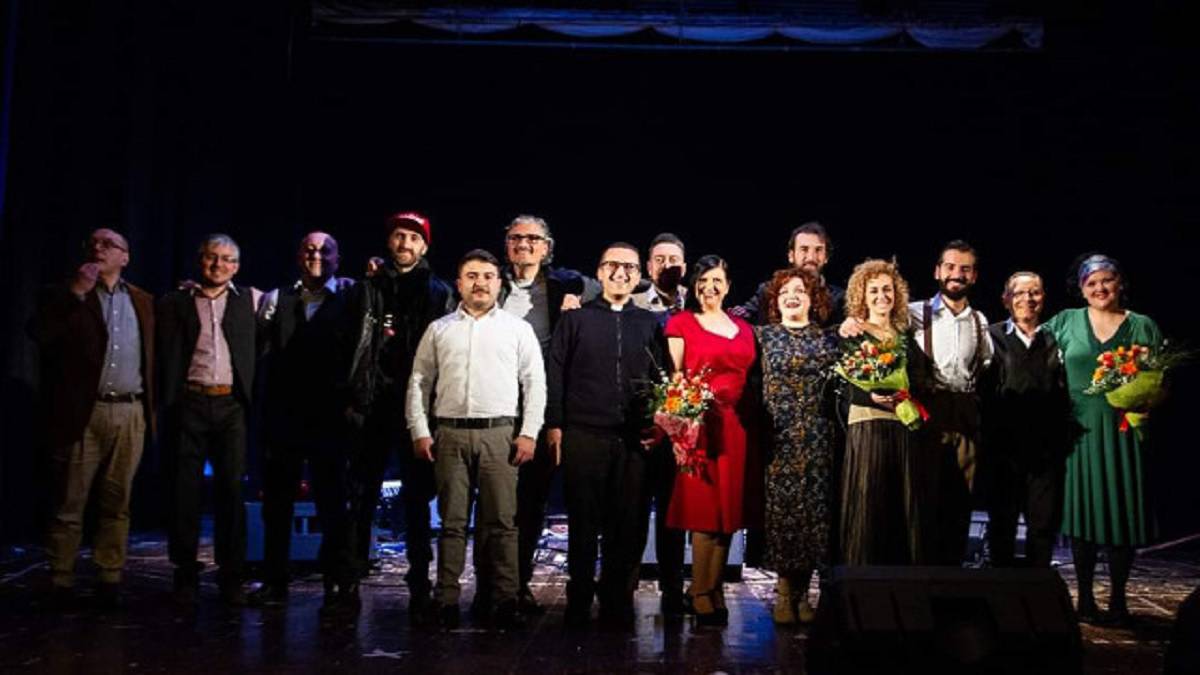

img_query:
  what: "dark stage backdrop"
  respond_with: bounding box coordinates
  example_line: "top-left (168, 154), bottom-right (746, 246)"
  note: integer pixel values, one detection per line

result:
top-left (1, 1), bottom-right (1196, 544)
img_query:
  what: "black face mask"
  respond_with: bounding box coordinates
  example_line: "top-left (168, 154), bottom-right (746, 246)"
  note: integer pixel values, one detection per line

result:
top-left (656, 265), bottom-right (684, 292)
top-left (939, 277), bottom-right (972, 301)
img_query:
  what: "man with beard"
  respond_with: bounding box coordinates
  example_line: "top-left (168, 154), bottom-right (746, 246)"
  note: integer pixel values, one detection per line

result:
top-left (490, 214), bottom-right (598, 617)
top-left (546, 242), bottom-right (666, 627)
top-left (158, 234), bottom-right (261, 606)
top-left (408, 249), bottom-right (545, 630)
top-left (340, 212), bottom-right (454, 619)
top-left (249, 232), bottom-right (355, 612)
top-left (29, 229), bottom-right (155, 609)
top-left (731, 221), bottom-right (844, 326)
top-left (908, 240), bottom-right (993, 565)
top-left (979, 272), bottom-right (1070, 568)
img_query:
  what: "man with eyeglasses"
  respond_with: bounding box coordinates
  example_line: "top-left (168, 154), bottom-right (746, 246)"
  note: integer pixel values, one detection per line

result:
top-left (485, 214), bottom-right (599, 617)
top-left (339, 212), bottom-right (454, 620)
top-left (157, 234), bottom-right (261, 607)
top-left (545, 242), bottom-right (666, 627)
top-left (29, 229), bottom-right (155, 610)
top-left (408, 249), bottom-right (545, 630)
top-left (248, 232), bottom-right (356, 613)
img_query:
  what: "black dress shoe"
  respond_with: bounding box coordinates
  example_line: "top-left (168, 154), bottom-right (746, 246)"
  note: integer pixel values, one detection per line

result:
top-left (424, 602), bottom-right (459, 629)
top-left (46, 585), bottom-right (76, 611)
top-left (564, 604), bottom-right (591, 628)
top-left (493, 600), bottom-right (526, 630)
top-left (220, 583), bottom-right (248, 607)
top-left (661, 590), bottom-right (686, 616)
top-left (94, 582), bottom-right (122, 611)
top-left (172, 583), bottom-right (198, 608)
top-left (247, 582), bottom-right (289, 607)
top-left (516, 587), bottom-right (545, 616)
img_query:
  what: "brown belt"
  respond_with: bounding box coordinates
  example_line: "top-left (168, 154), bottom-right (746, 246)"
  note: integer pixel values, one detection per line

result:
top-left (186, 383), bottom-right (233, 397)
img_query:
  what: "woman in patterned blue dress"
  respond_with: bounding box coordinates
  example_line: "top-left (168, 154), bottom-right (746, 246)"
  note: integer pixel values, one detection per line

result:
top-left (756, 268), bottom-right (839, 625)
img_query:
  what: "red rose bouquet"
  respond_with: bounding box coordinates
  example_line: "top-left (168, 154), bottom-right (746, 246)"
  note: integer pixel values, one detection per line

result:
top-left (650, 368), bottom-right (715, 476)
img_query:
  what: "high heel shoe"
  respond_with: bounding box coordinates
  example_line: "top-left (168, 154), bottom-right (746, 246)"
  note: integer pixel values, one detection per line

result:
top-left (693, 591), bottom-right (727, 628)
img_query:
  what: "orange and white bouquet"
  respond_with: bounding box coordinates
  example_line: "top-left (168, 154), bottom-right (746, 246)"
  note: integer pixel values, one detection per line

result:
top-left (835, 335), bottom-right (928, 430)
top-left (650, 368), bottom-right (715, 476)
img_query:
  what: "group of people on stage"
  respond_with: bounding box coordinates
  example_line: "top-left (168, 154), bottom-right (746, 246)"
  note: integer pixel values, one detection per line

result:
top-left (31, 214), bottom-right (1162, 631)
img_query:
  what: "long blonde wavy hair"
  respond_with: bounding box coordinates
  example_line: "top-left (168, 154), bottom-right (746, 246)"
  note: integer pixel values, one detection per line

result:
top-left (844, 258), bottom-right (910, 331)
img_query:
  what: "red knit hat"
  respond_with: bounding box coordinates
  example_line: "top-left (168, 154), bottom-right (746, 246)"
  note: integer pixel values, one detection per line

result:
top-left (385, 211), bottom-right (432, 245)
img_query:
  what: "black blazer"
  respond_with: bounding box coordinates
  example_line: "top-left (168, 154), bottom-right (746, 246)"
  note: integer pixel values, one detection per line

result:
top-left (156, 285), bottom-right (257, 410)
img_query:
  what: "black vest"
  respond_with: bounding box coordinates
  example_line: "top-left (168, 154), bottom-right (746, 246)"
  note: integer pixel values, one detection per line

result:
top-left (263, 285), bottom-right (348, 438)
top-left (980, 322), bottom-right (1072, 458)
top-left (159, 286), bottom-right (257, 408)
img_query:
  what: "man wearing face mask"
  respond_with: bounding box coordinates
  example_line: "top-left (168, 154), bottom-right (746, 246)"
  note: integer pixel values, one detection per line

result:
top-left (408, 249), bottom-right (545, 630)
top-left (545, 242), bottom-right (666, 627)
top-left (633, 232), bottom-right (688, 316)
top-left (340, 212), bottom-right (454, 619)
top-left (979, 273), bottom-right (1070, 568)
top-left (731, 221), bottom-right (844, 326)
top-left (491, 214), bottom-right (599, 617)
top-left (248, 232), bottom-right (355, 611)
top-left (29, 229), bottom-right (155, 609)
top-left (630, 232), bottom-right (688, 615)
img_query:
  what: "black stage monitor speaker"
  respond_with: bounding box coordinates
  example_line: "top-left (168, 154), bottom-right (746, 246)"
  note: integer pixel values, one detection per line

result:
top-left (808, 566), bottom-right (1082, 675)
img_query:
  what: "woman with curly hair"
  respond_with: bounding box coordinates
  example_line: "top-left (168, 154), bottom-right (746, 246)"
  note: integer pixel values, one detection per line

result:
top-left (756, 268), bottom-right (839, 624)
top-left (838, 259), bottom-right (930, 566)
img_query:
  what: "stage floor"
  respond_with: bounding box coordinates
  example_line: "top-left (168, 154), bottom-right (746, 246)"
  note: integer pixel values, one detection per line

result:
top-left (1, 532), bottom-right (1196, 674)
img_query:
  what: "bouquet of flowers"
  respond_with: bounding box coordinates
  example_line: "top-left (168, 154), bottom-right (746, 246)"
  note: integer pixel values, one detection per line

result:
top-left (649, 368), bottom-right (715, 476)
top-left (834, 335), bottom-right (928, 430)
top-left (1083, 343), bottom-right (1174, 434)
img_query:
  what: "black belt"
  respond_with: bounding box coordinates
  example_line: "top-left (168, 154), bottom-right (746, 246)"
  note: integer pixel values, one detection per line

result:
top-left (97, 392), bottom-right (142, 403)
top-left (436, 416), bottom-right (515, 430)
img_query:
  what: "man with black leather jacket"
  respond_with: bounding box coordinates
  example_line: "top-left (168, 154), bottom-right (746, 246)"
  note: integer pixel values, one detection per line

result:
top-left (337, 212), bottom-right (454, 619)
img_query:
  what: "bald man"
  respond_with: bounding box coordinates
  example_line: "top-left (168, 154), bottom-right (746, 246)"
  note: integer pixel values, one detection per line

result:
top-left (29, 228), bottom-right (156, 609)
top-left (250, 232), bottom-right (356, 613)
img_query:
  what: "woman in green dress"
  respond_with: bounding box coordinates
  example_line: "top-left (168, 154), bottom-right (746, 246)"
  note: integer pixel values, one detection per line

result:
top-left (1042, 253), bottom-right (1162, 626)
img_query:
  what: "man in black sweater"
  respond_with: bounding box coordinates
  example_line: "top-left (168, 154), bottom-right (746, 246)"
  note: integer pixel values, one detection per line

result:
top-left (979, 271), bottom-right (1072, 568)
top-left (546, 242), bottom-right (667, 627)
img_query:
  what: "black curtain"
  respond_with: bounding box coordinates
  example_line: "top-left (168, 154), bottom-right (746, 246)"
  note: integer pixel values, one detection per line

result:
top-left (1, 1), bottom-right (1197, 544)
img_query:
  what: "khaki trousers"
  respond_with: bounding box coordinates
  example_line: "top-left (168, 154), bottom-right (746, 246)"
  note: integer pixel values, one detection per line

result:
top-left (433, 424), bottom-right (518, 606)
top-left (47, 401), bottom-right (145, 586)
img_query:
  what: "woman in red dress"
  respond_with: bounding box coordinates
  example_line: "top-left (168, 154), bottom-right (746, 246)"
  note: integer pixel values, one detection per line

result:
top-left (665, 255), bottom-right (757, 627)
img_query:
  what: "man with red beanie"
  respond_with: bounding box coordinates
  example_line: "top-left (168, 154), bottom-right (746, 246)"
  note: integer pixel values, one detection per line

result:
top-left (336, 211), bottom-right (454, 619)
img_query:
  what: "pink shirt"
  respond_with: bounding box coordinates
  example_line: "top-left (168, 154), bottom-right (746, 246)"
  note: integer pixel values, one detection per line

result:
top-left (187, 288), bottom-right (235, 386)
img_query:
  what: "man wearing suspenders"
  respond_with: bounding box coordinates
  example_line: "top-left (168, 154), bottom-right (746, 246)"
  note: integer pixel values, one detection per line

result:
top-left (908, 240), bottom-right (993, 566)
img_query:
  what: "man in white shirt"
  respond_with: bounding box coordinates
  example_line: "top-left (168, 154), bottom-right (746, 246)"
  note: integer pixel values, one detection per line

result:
top-left (407, 249), bottom-right (546, 630)
top-left (908, 240), bottom-right (993, 565)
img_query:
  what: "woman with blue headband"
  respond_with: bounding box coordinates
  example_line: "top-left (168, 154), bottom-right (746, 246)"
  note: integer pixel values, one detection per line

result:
top-left (1042, 253), bottom-right (1162, 627)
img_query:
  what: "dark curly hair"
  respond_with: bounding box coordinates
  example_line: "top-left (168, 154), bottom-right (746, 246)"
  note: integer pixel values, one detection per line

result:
top-left (764, 268), bottom-right (831, 325)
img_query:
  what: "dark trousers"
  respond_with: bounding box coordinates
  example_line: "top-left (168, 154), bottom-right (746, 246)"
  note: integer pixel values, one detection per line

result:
top-left (644, 439), bottom-right (684, 595)
top-left (168, 392), bottom-right (247, 585)
top-left (562, 426), bottom-right (648, 611)
top-left (260, 433), bottom-right (348, 584)
top-left (986, 451), bottom-right (1062, 568)
top-left (344, 404), bottom-right (435, 590)
top-left (514, 430), bottom-right (555, 591)
top-left (920, 391), bottom-right (981, 566)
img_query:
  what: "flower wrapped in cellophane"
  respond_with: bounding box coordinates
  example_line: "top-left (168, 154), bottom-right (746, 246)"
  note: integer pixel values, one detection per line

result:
top-left (649, 367), bottom-right (715, 476)
top-left (834, 335), bottom-right (928, 430)
top-left (1083, 343), bottom-right (1183, 435)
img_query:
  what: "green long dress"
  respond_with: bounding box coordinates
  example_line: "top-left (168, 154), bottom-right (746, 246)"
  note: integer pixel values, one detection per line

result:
top-left (1043, 308), bottom-right (1162, 546)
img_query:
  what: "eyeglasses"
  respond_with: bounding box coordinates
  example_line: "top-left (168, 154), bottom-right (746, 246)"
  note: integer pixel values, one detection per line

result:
top-left (506, 233), bottom-right (546, 245)
top-left (201, 252), bottom-right (239, 265)
top-left (599, 261), bottom-right (640, 276)
top-left (84, 237), bottom-right (127, 252)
